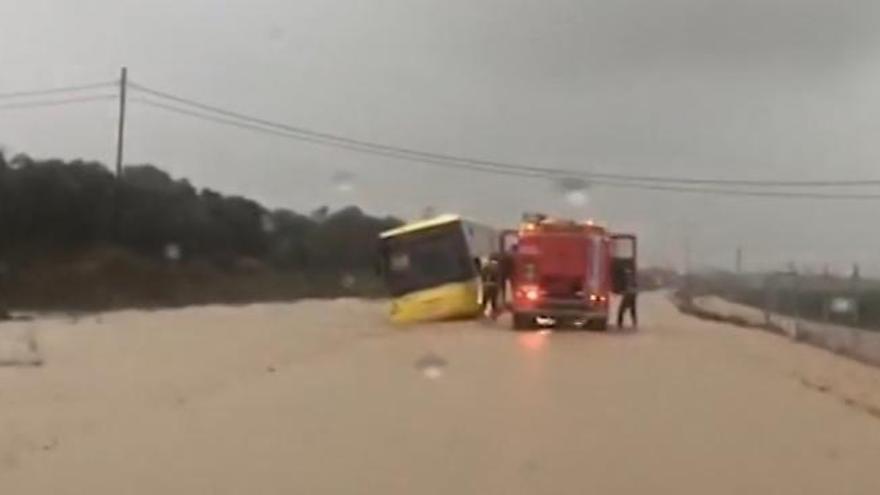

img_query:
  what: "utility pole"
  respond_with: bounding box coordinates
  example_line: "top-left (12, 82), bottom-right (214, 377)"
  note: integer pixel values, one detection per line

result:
top-left (851, 263), bottom-right (861, 328)
top-left (735, 246), bottom-right (743, 274)
top-left (113, 67), bottom-right (128, 240)
top-left (683, 233), bottom-right (692, 276)
top-left (115, 67), bottom-right (128, 178)
top-left (682, 232), bottom-right (692, 302)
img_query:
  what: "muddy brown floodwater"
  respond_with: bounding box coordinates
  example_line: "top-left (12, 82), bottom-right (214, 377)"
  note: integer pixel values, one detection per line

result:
top-left (1, 293), bottom-right (880, 494)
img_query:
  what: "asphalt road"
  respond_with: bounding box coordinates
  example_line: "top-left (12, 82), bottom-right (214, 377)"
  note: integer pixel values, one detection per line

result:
top-left (2, 293), bottom-right (880, 494)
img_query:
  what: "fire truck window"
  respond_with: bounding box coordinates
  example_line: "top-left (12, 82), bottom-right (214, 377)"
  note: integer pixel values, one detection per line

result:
top-left (612, 238), bottom-right (635, 259)
top-left (503, 232), bottom-right (519, 253)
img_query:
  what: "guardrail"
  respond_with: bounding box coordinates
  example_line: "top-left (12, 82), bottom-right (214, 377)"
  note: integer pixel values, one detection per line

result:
top-left (675, 293), bottom-right (880, 368)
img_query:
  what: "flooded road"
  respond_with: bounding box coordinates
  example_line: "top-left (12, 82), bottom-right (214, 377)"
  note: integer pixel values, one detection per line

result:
top-left (2, 293), bottom-right (880, 494)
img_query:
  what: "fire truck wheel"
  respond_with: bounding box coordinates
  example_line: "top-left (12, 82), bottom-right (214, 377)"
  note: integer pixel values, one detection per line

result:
top-left (587, 318), bottom-right (608, 331)
top-left (512, 313), bottom-right (535, 331)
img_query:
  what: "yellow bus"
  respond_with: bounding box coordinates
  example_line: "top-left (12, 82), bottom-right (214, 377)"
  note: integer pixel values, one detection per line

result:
top-left (378, 214), bottom-right (498, 324)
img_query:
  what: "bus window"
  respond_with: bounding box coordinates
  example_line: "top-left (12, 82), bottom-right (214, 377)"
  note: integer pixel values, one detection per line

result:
top-left (390, 252), bottom-right (410, 271)
top-left (383, 231), bottom-right (473, 297)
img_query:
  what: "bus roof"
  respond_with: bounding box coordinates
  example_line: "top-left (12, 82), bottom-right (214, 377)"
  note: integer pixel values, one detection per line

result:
top-left (380, 214), bottom-right (462, 239)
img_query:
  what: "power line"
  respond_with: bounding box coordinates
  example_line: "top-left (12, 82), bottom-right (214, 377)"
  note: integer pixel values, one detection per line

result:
top-left (129, 81), bottom-right (880, 188)
top-left (129, 82), bottom-right (553, 177)
top-left (0, 81), bottom-right (116, 100)
top-left (130, 97), bottom-right (880, 199)
top-left (556, 168), bottom-right (880, 187)
top-left (130, 96), bottom-right (880, 200)
top-left (594, 181), bottom-right (880, 199)
top-left (129, 97), bottom-right (549, 177)
top-left (0, 94), bottom-right (117, 111)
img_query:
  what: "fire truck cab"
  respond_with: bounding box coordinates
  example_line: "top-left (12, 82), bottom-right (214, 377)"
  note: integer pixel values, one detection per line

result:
top-left (504, 214), bottom-right (613, 330)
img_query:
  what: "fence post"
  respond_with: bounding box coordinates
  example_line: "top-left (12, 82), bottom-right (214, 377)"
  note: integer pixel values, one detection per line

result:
top-left (851, 263), bottom-right (861, 327)
top-left (792, 270), bottom-right (801, 340)
top-left (850, 264), bottom-right (861, 353)
top-left (822, 295), bottom-right (829, 322)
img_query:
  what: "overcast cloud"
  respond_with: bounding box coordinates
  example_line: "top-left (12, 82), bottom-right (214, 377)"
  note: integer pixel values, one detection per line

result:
top-left (2, 0), bottom-right (880, 272)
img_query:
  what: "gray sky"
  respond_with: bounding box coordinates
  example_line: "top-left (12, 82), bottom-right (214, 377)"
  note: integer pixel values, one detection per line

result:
top-left (2, 0), bottom-right (880, 272)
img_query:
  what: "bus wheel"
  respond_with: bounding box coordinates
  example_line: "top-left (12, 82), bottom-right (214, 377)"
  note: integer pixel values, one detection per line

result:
top-left (512, 313), bottom-right (534, 331)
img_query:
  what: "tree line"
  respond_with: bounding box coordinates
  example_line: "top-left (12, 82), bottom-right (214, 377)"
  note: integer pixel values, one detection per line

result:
top-left (0, 151), bottom-right (401, 309)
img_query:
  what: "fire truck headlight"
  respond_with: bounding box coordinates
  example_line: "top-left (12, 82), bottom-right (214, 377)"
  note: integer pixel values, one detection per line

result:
top-left (589, 293), bottom-right (607, 303)
top-left (519, 285), bottom-right (541, 302)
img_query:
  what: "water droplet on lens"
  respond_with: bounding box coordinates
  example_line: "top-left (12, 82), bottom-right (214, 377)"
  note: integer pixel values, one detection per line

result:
top-left (331, 171), bottom-right (355, 193)
top-left (553, 177), bottom-right (591, 207)
top-left (261, 213), bottom-right (276, 233)
top-left (164, 243), bottom-right (181, 262)
top-left (415, 352), bottom-right (447, 380)
top-left (564, 190), bottom-right (589, 207)
top-left (421, 206), bottom-right (436, 219)
top-left (340, 273), bottom-right (356, 289)
top-left (267, 26), bottom-right (285, 41)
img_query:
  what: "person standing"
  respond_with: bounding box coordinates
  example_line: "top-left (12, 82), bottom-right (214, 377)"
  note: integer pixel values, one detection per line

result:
top-left (480, 256), bottom-right (502, 319)
top-left (498, 251), bottom-right (513, 309)
top-left (617, 268), bottom-right (638, 328)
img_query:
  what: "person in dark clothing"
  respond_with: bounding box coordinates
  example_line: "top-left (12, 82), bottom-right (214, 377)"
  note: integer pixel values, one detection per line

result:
top-left (497, 252), bottom-right (513, 306)
top-left (480, 256), bottom-right (503, 319)
top-left (617, 268), bottom-right (638, 328)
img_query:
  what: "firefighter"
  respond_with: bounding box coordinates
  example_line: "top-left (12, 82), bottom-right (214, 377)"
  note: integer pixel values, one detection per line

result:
top-left (617, 267), bottom-right (638, 328)
top-left (480, 255), bottom-right (503, 319)
top-left (498, 251), bottom-right (513, 308)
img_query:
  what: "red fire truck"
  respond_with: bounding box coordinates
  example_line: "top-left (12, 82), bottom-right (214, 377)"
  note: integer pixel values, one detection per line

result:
top-left (502, 214), bottom-right (629, 330)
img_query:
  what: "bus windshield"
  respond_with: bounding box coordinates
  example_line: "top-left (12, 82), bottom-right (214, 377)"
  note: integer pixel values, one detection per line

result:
top-left (382, 225), bottom-right (475, 297)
